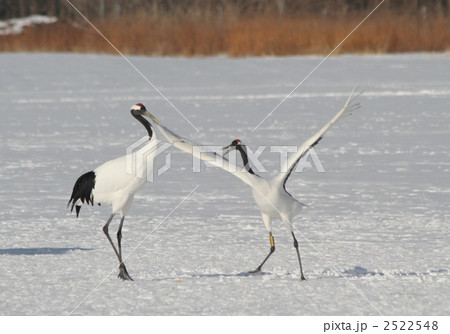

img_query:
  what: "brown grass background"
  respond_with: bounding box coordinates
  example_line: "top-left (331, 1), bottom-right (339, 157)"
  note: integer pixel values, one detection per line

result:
top-left (1, 1), bottom-right (449, 56)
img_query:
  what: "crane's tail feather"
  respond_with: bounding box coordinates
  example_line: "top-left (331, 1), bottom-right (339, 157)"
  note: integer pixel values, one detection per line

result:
top-left (68, 171), bottom-right (96, 218)
top-left (75, 205), bottom-right (81, 218)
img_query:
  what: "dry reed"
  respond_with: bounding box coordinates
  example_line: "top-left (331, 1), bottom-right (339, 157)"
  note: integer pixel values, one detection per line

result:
top-left (1, 13), bottom-right (449, 56)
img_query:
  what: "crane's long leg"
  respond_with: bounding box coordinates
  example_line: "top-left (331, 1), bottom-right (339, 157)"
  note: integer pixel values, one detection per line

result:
top-left (292, 231), bottom-right (306, 280)
top-left (116, 216), bottom-right (133, 281)
top-left (103, 214), bottom-right (120, 260)
top-left (103, 214), bottom-right (133, 281)
top-left (249, 232), bottom-right (275, 274)
top-left (117, 216), bottom-right (125, 260)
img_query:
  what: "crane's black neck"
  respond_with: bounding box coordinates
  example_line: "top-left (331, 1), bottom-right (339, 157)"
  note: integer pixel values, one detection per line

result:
top-left (131, 111), bottom-right (153, 140)
top-left (236, 145), bottom-right (256, 175)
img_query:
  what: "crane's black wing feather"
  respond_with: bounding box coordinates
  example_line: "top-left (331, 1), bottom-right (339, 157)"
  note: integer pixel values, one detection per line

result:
top-left (67, 171), bottom-right (96, 217)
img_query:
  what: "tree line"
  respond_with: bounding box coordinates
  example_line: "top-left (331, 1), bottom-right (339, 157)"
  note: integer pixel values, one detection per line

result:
top-left (1, 0), bottom-right (448, 20)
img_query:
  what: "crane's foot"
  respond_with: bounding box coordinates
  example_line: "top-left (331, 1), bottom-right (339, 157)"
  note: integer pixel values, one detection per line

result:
top-left (248, 267), bottom-right (262, 275)
top-left (118, 263), bottom-right (133, 281)
top-left (300, 275), bottom-right (306, 281)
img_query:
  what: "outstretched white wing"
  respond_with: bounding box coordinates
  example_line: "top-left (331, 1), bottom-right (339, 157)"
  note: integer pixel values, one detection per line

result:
top-left (148, 116), bottom-right (255, 186)
top-left (277, 88), bottom-right (361, 187)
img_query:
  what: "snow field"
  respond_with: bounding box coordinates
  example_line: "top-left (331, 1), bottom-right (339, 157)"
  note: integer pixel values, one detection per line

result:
top-left (0, 53), bottom-right (449, 315)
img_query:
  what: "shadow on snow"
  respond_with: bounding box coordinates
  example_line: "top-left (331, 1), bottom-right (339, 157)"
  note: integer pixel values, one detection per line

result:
top-left (338, 266), bottom-right (448, 279)
top-left (342, 266), bottom-right (383, 277)
top-left (0, 247), bottom-right (92, 256)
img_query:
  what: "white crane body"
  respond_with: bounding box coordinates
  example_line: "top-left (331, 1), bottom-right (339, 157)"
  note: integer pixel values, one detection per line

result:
top-left (147, 90), bottom-right (360, 280)
top-left (68, 103), bottom-right (157, 280)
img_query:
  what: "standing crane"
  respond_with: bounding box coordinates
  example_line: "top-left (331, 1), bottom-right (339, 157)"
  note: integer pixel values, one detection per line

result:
top-left (68, 103), bottom-right (157, 281)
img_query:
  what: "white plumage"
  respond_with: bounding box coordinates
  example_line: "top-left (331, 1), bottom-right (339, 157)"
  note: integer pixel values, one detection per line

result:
top-left (68, 103), bottom-right (157, 280)
top-left (147, 90), bottom-right (360, 280)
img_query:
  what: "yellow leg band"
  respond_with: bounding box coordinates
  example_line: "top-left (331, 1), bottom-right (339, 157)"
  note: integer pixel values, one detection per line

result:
top-left (269, 234), bottom-right (275, 248)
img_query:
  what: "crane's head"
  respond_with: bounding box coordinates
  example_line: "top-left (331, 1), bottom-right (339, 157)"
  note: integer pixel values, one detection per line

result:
top-left (130, 103), bottom-right (162, 126)
top-left (131, 103), bottom-right (147, 113)
top-left (222, 139), bottom-right (243, 156)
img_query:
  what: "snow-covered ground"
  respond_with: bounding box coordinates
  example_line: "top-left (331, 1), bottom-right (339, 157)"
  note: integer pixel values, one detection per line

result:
top-left (0, 15), bottom-right (57, 35)
top-left (0, 53), bottom-right (449, 316)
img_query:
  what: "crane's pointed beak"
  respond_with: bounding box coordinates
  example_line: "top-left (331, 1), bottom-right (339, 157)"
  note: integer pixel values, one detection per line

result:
top-left (143, 111), bottom-right (162, 126)
top-left (222, 144), bottom-right (234, 156)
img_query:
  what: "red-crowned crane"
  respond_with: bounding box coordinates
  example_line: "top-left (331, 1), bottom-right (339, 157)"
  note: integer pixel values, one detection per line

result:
top-left (68, 103), bottom-right (157, 281)
top-left (146, 91), bottom-right (360, 280)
